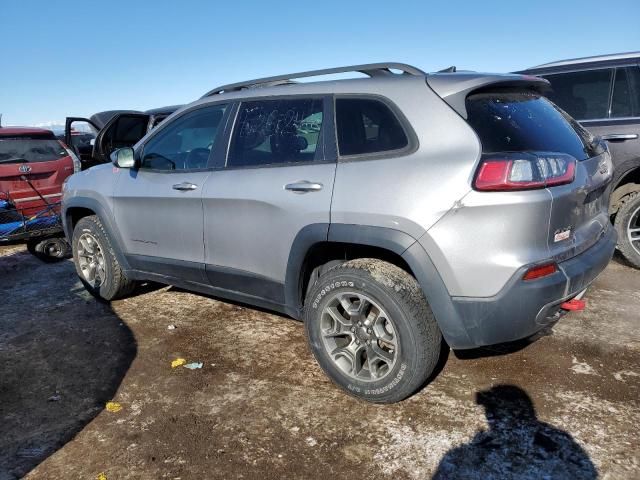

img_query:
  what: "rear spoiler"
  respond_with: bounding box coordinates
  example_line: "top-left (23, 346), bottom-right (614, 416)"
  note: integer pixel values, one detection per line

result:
top-left (426, 73), bottom-right (551, 119)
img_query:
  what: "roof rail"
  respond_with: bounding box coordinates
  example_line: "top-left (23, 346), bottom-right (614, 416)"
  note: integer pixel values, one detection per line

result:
top-left (202, 62), bottom-right (426, 98)
top-left (528, 51), bottom-right (640, 70)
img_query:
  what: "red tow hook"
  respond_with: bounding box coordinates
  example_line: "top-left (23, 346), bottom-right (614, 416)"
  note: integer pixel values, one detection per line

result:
top-left (560, 298), bottom-right (586, 311)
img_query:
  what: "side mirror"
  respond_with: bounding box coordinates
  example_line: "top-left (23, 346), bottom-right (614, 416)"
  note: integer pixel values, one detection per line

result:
top-left (110, 147), bottom-right (136, 168)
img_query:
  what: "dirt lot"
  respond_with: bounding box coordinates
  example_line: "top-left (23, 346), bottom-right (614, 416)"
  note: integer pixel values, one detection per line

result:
top-left (1, 244), bottom-right (638, 479)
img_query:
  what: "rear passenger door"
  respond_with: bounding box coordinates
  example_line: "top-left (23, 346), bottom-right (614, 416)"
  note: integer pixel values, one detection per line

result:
top-left (201, 97), bottom-right (335, 306)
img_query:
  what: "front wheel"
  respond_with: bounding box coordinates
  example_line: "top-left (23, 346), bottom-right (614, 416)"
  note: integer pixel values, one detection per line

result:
top-left (304, 258), bottom-right (442, 403)
top-left (72, 215), bottom-right (136, 300)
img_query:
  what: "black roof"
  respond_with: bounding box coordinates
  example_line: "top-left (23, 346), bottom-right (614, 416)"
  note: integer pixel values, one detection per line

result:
top-left (89, 105), bottom-right (183, 129)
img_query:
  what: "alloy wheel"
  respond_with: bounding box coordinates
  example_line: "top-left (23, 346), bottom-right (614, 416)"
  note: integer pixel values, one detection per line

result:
top-left (319, 291), bottom-right (398, 382)
top-left (77, 232), bottom-right (106, 288)
top-left (629, 205), bottom-right (640, 256)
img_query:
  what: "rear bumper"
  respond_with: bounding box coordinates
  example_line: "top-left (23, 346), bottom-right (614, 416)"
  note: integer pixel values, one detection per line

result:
top-left (449, 226), bottom-right (616, 348)
top-left (404, 226), bottom-right (616, 349)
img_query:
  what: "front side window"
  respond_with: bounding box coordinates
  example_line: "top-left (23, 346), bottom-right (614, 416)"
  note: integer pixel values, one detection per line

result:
top-left (542, 69), bottom-right (613, 120)
top-left (227, 98), bottom-right (324, 168)
top-left (335, 98), bottom-right (408, 156)
top-left (611, 67), bottom-right (640, 118)
top-left (141, 105), bottom-right (227, 171)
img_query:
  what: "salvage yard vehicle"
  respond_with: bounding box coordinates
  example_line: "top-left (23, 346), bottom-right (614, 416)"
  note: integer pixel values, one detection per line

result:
top-left (62, 63), bottom-right (616, 403)
top-left (64, 105), bottom-right (181, 170)
top-left (0, 126), bottom-right (79, 260)
top-left (518, 52), bottom-right (640, 268)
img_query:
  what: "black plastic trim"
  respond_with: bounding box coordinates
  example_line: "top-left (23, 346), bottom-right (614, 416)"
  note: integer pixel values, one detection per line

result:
top-left (127, 270), bottom-right (289, 316)
top-left (284, 223), bottom-right (330, 317)
top-left (125, 255), bottom-right (207, 284)
top-left (328, 223), bottom-right (415, 255)
top-left (206, 264), bottom-right (284, 304)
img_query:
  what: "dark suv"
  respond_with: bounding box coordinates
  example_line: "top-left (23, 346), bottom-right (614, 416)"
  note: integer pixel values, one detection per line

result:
top-left (518, 52), bottom-right (640, 267)
top-left (64, 105), bottom-right (181, 170)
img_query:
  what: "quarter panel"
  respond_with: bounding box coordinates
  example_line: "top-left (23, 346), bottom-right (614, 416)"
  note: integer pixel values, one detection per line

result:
top-left (330, 82), bottom-right (480, 240)
top-left (422, 188), bottom-right (553, 297)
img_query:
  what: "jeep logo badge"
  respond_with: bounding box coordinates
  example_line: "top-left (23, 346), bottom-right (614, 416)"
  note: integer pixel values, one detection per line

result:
top-left (18, 164), bottom-right (31, 173)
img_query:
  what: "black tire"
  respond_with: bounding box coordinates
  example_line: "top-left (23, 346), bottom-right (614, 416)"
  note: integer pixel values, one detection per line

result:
top-left (26, 239), bottom-right (38, 256)
top-left (72, 215), bottom-right (136, 300)
top-left (27, 237), bottom-right (71, 263)
top-left (304, 258), bottom-right (442, 403)
top-left (614, 191), bottom-right (640, 269)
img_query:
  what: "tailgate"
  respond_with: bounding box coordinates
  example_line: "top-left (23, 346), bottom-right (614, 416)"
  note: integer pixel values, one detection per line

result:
top-left (0, 157), bottom-right (72, 215)
top-left (547, 152), bottom-right (613, 262)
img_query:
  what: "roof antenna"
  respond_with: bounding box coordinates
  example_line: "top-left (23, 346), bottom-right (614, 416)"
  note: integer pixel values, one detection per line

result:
top-left (438, 66), bottom-right (457, 73)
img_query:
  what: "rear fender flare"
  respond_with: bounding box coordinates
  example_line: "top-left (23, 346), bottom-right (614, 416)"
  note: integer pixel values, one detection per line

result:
top-left (285, 223), bottom-right (472, 347)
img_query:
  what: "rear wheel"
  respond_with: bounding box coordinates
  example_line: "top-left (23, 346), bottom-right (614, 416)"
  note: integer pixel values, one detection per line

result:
top-left (614, 191), bottom-right (640, 269)
top-left (304, 258), bottom-right (442, 403)
top-left (72, 215), bottom-right (136, 300)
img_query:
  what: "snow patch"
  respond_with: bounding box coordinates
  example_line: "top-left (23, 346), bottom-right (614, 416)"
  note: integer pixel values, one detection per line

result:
top-left (571, 356), bottom-right (598, 375)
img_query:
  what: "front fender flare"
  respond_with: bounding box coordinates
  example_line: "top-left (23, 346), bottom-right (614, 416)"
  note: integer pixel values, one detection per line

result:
top-left (63, 197), bottom-right (131, 271)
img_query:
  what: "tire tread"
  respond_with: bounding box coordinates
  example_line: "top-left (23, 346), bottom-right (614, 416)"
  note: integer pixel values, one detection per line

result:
top-left (614, 191), bottom-right (640, 269)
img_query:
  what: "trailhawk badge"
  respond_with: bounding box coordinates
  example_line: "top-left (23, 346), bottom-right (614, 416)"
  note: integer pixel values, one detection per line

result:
top-left (554, 227), bottom-right (572, 243)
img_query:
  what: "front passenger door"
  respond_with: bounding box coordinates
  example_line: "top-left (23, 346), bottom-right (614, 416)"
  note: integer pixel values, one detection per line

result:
top-left (112, 104), bottom-right (230, 283)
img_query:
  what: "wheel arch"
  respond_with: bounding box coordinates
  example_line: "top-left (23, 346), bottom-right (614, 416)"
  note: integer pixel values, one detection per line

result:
top-left (285, 224), bottom-right (415, 315)
top-left (285, 223), bottom-right (473, 347)
top-left (63, 198), bottom-right (131, 271)
top-left (610, 159), bottom-right (640, 215)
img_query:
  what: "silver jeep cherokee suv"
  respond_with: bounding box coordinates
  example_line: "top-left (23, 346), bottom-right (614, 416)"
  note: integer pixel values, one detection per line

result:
top-left (62, 63), bottom-right (616, 403)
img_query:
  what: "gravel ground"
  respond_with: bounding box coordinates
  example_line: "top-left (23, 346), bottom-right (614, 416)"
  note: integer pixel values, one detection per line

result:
top-left (0, 244), bottom-right (638, 479)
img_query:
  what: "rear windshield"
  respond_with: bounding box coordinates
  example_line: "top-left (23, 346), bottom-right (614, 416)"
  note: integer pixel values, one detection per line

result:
top-left (466, 91), bottom-right (601, 160)
top-left (0, 137), bottom-right (68, 163)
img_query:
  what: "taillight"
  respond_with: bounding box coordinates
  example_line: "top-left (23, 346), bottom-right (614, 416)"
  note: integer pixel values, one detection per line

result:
top-left (523, 262), bottom-right (558, 281)
top-left (59, 140), bottom-right (81, 173)
top-left (474, 153), bottom-right (576, 191)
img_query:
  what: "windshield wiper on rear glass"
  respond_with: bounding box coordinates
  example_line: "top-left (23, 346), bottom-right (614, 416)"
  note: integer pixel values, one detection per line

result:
top-left (0, 157), bottom-right (27, 164)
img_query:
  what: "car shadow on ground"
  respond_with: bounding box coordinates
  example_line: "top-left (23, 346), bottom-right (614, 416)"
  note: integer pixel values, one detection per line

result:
top-left (432, 384), bottom-right (597, 479)
top-left (0, 248), bottom-right (137, 480)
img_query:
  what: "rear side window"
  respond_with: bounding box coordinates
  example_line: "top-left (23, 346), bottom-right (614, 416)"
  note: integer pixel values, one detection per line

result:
top-left (611, 67), bottom-right (640, 118)
top-left (0, 137), bottom-right (67, 163)
top-left (335, 98), bottom-right (408, 156)
top-left (466, 91), bottom-right (598, 160)
top-left (227, 98), bottom-right (324, 168)
top-left (541, 69), bottom-right (612, 120)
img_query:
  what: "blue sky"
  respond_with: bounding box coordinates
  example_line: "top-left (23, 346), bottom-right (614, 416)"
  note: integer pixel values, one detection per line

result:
top-left (1, 0), bottom-right (639, 126)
